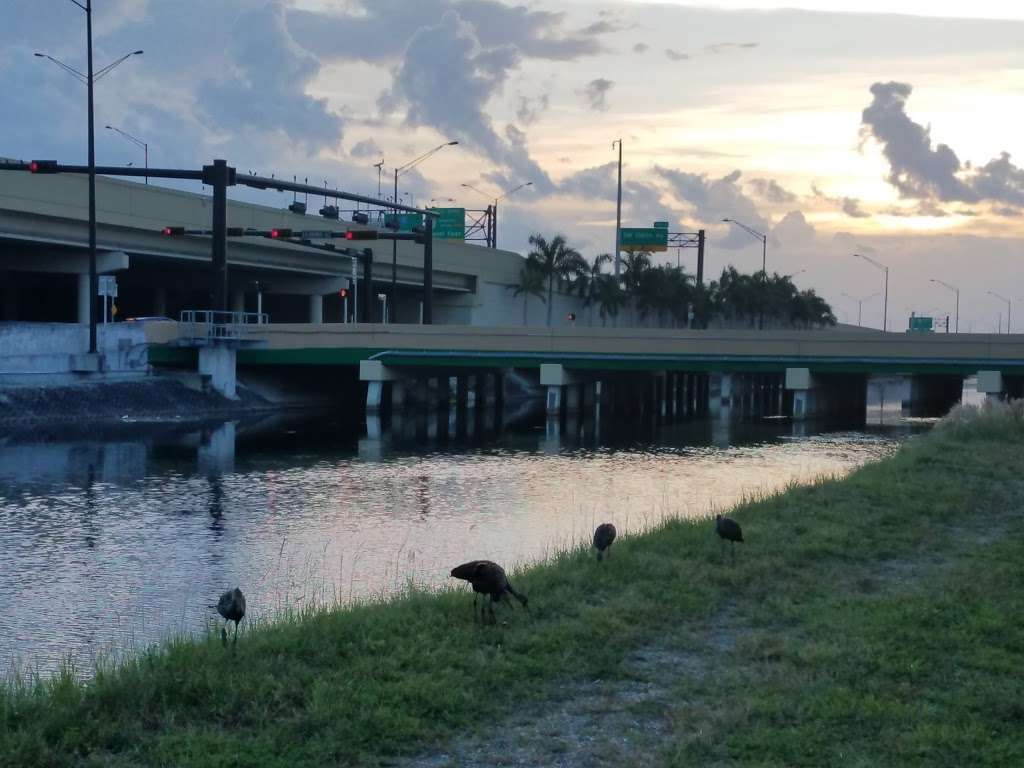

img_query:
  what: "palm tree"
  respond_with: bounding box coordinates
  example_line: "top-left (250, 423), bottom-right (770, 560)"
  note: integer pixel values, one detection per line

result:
top-left (594, 273), bottom-right (626, 326)
top-left (527, 234), bottom-right (587, 326)
top-left (509, 260), bottom-right (547, 326)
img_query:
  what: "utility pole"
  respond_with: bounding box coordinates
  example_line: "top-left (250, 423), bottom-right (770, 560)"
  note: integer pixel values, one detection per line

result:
top-left (613, 138), bottom-right (623, 276)
top-left (85, 0), bottom-right (97, 352)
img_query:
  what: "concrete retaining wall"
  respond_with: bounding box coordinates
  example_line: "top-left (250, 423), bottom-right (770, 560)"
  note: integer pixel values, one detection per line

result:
top-left (0, 322), bottom-right (151, 382)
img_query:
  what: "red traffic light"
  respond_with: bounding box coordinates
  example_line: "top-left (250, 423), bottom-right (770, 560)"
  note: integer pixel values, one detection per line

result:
top-left (339, 288), bottom-right (349, 299)
top-left (269, 228), bottom-right (293, 239)
top-left (28, 160), bottom-right (58, 174)
top-left (162, 226), bottom-right (185, 236)
top-left (345, 230), bottom-right (378, 240)
top-left (567, 312), bottom-right (577, 322)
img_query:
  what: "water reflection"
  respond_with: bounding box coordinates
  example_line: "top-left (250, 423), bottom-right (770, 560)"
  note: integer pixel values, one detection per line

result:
top-left (1, 409), bottom-right (923, 677)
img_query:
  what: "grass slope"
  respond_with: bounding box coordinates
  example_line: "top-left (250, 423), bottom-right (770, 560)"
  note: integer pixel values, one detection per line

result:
top-left (2, 405), bottom-right (1022, 767)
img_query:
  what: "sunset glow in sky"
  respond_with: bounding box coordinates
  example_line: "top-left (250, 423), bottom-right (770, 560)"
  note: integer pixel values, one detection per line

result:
top-left (3, 0), bottom-right (1022, 330)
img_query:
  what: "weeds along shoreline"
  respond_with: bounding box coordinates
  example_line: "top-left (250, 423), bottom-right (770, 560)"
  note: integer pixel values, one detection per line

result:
top-left (2, 400), bottom-right (1022, 767)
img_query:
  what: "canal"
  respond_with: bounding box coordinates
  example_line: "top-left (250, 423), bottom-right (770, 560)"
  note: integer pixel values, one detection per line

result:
top-left (1, 407), bottom-right (925, 678)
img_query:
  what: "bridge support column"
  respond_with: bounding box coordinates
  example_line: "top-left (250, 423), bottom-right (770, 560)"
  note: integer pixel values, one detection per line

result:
top-left (231, 289), bottom-right (246, 314)
top-left (976, 370), bottom-right (1006, 403)
top-left (360, 360), bottom-right (404, 414)
top-left (786, 368), bottom-right (817, 421)
top-left (199, 345), bottom-right (237, 400)
top-left (540, 363), bottom-right (583, 418)
top-left (709, 372), bottom-right (734, 420)
top-left (77, 274), bottom-right (90, 325)
top-left (309, 294), bottom-right (324, 324)
top-left (901, 374), bottom-right (964, 417)
top-left (153, 285), bottom-right (168, 318)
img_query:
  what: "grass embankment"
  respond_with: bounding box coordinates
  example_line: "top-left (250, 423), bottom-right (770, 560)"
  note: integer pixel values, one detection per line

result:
top-left (3, 403), bottom-right (1023, 767)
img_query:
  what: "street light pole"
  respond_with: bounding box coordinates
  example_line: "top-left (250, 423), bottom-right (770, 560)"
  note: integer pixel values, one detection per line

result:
top-left (105, 125), bottom-right (148, 184)
top-left (34, 4), bottom-right (142, 354)
top-left (854, 253), bottom-right (889, 332)
top-left (841, 291), bottom-right (879, 327)
top-left (987, 291), bottom-right (1011, 333)
top-left (390, 141), bottom-right (458, 323)
top-left (723, 217), bottom-right (769, 329)
top-left (929, 278), bottom-right (959, 333)
top-left (612, 139), bottom-right (623, 277)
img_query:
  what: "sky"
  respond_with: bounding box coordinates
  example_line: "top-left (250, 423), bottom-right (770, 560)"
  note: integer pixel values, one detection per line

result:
top-left (2, 0), bottom-right (1023, 332)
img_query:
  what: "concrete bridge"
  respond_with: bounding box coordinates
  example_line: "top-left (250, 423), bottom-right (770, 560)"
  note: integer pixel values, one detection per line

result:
top-left (139, 322), bottom-right (1024, 422)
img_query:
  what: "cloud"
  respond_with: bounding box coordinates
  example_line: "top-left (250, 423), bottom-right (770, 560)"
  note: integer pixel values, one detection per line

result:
top-left (633, 42), bottom-right (650, 54)
top-left (381, 10), bottom-right (552, 191)
top-left (198, 1), bottom-right (342, 152)
top-left (748, 178), bottom-right (797, 204)
top-left (582, 78), bottom-right (614, 111)
top-left (860, 81), bottom-right (1024, 210)
top-left (859, 81), bottom-right (975, 202)
top-left (841, 198), bottom-right (870, 218)
top-left (665, 49), bottom-right (689, 62)
top-left (350, 139), bottom-right (383, 159)
top-left (657, 166), bottom-right (771, 248)
top-left (578, 18), bottom-right (632, 35)
top-left (706, 42), bottom-right (759, 54)
top-left (288, 1), bottom-right (604, 64)
top-left (516, 93), bottom-right (550, 126)
top-left (772, 210), bottom-right (816, 247)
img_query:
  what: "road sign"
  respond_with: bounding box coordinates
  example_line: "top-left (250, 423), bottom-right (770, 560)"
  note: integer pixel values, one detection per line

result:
top-left (620, 227), bottom-right (668, 252)
top-left (653, 221), bottom-right (669, 229)
top-left (98, 275), bottom-right (118, 298)
top-left (908, 316), bottom-right (933, 332)
top-left (429, 207), bottom-right (465, 240)
top-left (384, 212), bottom-right (424, 233)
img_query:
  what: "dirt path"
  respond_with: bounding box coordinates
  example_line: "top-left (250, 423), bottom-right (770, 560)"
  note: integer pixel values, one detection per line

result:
top-left (395, 508), bottom-right (1014, 768)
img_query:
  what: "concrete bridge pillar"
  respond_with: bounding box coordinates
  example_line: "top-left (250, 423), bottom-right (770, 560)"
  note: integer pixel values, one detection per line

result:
top-left (77, 274), bottom-right (90, 325)
top-left (709, 372), bottom-right (734, 420)
top-left (153, 285), bottom-right (168, 318)
top-left (199, 346), bottom-right (238, 400)
top-left (360, 360), bottom-right (403, 414)
top-left (231, 289), bottom-right (246, 314)
top-left (977, 370), bottom-right (1007, 402)
top-left (309, 294), bottom-right (324, 324)
top-left (540, 363), bottom-right (583, 418)
top-left (786, 367), bottom-right (817, 421)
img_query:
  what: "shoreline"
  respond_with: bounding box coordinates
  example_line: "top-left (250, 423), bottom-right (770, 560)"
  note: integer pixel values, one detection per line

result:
top-left (2, 403), bottom-right (1022, 766)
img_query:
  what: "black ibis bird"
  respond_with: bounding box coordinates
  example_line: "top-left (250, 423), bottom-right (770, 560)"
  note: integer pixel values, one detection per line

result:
top-left (593, 523), bottom-right (617, 561)
top-left (216, 587), bottom-right (246, 645)
top-left (715, 514), bottom-right (744, 559)
top-left (450, 560), bottom-right (528, 624)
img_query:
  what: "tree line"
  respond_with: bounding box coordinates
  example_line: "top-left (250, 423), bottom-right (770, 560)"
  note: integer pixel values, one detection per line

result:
top-left (512, 233), bottom-right (836, 329)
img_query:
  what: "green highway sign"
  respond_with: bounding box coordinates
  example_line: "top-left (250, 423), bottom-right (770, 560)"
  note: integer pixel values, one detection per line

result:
top-left (653, 221), bottom-right (669, 229)
top-left (384, 212), bottom-right (424, 232)
top-left (908, 316), bottom-right (934, 332)
top-left (429, 207), bottom-right (465, 240)
top-left (620, 226), bottom-right (668, 252)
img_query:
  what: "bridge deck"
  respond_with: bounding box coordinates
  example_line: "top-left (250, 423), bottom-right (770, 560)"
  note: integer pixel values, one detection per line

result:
top-left (145, 323), bottom-right (1024, 374)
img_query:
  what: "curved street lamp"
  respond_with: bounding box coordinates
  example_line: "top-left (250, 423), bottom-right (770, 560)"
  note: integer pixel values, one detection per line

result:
top-left (854, 253), bottom-right (889, 332)
top-left (34, 7), bottom-right (143, 354)
top-left (105, 125), bottom-right (148, 184)
top-left (387, 141), bottom-right (459, 322)
top-left (841, 291), bottom-right (880, 327)
top-left (987, 291), bottom-right (1011, 334)
top-left (929, 278), bottom-right (959, 333)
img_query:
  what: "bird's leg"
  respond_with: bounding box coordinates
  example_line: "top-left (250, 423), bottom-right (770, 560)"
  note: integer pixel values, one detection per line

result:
top-left (221, 621), bottom-right (228, 647)
top-left (233, 620), bottom-right (239, 645)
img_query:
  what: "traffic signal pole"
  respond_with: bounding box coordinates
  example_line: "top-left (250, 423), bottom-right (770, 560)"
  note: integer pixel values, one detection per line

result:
top-left (423, 216), bottom-right (434, 324)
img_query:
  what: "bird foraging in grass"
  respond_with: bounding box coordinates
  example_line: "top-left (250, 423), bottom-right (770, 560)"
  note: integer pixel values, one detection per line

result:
top-left (216, 587), bottom-right (246, 646)
top-left (450, 560), bottom-right (528, 624)
top-left (593, 523), bottom-right (617, 561)
top-left (715, 514), bottom-right (744, 559)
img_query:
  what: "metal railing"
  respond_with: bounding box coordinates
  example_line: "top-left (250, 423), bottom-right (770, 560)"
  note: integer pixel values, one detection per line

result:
top-left (179, 310), bottom-right (269, 344)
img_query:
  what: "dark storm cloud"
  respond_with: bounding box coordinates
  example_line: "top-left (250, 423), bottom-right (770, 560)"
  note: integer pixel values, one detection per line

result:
top-left (380, 11), bottom-right (552, 191)
top-left (748, 178), bottom-right (797, 204)
top-left (860, 81), bottom-right (1024, 210)
top-left (287, 0), bottom-right (603, 64)
top-left (582, 78), bottom-right (614, 111)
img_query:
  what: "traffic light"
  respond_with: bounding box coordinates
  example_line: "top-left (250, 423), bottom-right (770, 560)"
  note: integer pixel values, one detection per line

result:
top-left (319, 204), bottom-right (339, 220)
top-left (288, 201), bottom-right (307, 215)
top-left (162, 226), bottom-right (185, 236)
top-left (345, 230), bottom-right (378, 240)
top-left (338, 287), bottom-right (349, 299)
top-left (28, 160), bottom-right (58, 173)
top-left (567, 312), bottom-right (577, 322)
top-left (351, 211), bottom-right (369, 225)
top-left (269, 228), bottom-right (293, 239)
